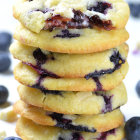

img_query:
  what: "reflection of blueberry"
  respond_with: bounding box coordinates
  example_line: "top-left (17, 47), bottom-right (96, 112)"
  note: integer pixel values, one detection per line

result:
top-left (129, 3), bottom-right (140, 18)
top-left (0, 85), bottom-right (9, 105)
top-left (4, 137), bottom-right (22, 140)
top-left (0, 32), bottom-right (12, 51)
top-left (125, 117), bottom-right (140, 140)
top-left (136, 81), bottom-right (140, 97)
top-left (0, 52), bottom-right (11, 72)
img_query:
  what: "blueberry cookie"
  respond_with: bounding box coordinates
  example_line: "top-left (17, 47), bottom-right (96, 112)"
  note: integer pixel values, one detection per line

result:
top-left (14, 100), bottom-right (124, 133)
top-left (14, 62), bottom-right (128, 91)
top-left (10, 41), bottom-right (128, 78)
top-left (18, 83), bottom-right (127, 115)
top-left (14, 24), bottom-right (129, 54)
top-left (16, 117), bottom-right (125, 140)
top-left (13, 0), bottom-right (129, 33)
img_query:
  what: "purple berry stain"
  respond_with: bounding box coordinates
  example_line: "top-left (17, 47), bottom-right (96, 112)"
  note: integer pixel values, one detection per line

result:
top-left (29, 49), bottom-right (61, 94)
top-left (97, 129), bottom-right (115, 140)
top-left (95, 91), bottom-right (113, 113)
top-left (31, 75), bottom-right (61, 95)
top-left (49, 113), bottom-right (96, 132)
top-left (27, 48), bottom-right (60, 77)
top-left (85, 50), bottom-right (125, 91)
top-left (72, 133), bottom-right (84, 140)
top-left (85, 50), bottom-right (125, 78)
top-left (92, 77), bottom-right (103, 91)
top-left (33, 2), bottom-right (113, 31)
top-left (33, 48), bottom-right (47, 67)
top-left (58, 133), bottom-right (84, 140)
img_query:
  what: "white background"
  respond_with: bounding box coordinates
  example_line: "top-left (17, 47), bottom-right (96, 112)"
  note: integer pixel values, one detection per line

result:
top-left (0, 0), bottom-right (140, 138)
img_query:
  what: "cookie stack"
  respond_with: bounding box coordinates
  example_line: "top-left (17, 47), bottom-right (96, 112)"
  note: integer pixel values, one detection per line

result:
top-left (10, 0), bottom-right (130, 139)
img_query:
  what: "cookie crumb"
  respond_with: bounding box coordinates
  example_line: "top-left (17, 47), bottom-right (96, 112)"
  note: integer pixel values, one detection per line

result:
top-left (0, 131), bottom-right (6, 140)
top-left (0, 106), bottom-right (18, 122)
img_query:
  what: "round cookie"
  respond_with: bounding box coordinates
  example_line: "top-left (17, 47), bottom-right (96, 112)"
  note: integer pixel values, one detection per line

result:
top-left (14, 100), bottom-right (124, 133)
top-left (16, 117), bottom-right (125, 140)
top-left (13, 0), bottom-right (129, 33)
top-left (18, 83), bottom-right (127, 115)
top-left (14, 24), bottom-right (129, 54)
top-left (10, 41), bottom-right (128, 78)
top-left (14, 62), bottom-right (129, 91)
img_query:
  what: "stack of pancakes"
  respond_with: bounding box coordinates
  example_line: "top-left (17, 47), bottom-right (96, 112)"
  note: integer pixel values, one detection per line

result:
top-left (10, 0), bottom-right (130, 139)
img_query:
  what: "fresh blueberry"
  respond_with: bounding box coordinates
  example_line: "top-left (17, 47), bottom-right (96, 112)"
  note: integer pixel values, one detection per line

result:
top-left (4, 137), bottom-right (22, 140)
top-left (125, 117), bottom-right (140, 140)
top-left (129, 3), bottom-right (140, 18)
top-left (136, 80), bottom-right (140, 97)
top-left (0, 85), bottom-right (9, 104)
top-left (0, 52), bottom-right (11, 72)
top-left (0, 32), bottom-right (12, 51)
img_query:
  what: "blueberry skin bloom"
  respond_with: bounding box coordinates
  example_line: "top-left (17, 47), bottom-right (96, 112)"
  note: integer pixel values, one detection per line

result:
top-left (125, 117), bottom-right (140, 140)
top-left (4, 137), bottom-right (22, 140)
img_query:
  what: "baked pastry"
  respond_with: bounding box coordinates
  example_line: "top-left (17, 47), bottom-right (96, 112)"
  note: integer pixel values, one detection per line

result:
top-left (10, 41), bottom-right (128, 78)
top-left (16, 117), bottom-right (125, 140)
top-left (13, 0), bottom-right (129, 33)
top-left (14, 62), bottom-right (129, 91)
top-left (17, 83), bottom-right (127, 115)
top-left (14, 24), bottom-right (129, 54)
top-left (14, 100), bottom-right (124, 133)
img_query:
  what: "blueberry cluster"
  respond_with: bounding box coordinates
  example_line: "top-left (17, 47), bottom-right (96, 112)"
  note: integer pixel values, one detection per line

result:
top-left (0, 32), bottom-right (12, 105)
top-left (0, 32), bottom-right (12, 72)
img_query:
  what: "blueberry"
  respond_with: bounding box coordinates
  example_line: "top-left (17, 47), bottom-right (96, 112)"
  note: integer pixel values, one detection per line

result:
top-left (4, 137), bottom-right (22, 140)
top-left (54, 29), bottom-right (80, 38)
top-left (88, 2), bottom-right (112, 14)
top-left (0, 32), bottom-right (12, 51)
top-left (129, 3), bottom-right (140, 18)
top-left (0, 52), bottom-right (11, 72)
top-left (0, 85), bottom-right (9, 104)
top-left (136, 80), bottom-right (140, 97)
top-left (125, 117), bottom-right (140, 140)
top-left (33, 48), bottom-right (47, 66)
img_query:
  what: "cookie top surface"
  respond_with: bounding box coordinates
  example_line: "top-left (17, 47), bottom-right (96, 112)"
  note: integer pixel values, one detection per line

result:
top-left (14, 62), bottom-right (128, 91)
top-left (10, 41), bottom-right (128, 78)
top-left (13, 0), bottom-right (129, 33)
top-left (16, 117), bottom-right (125, 140)
top-left (18, 82), bottom-right (127, 115)
top-left (14, 100), bottom-right (124, 133)
top-left (14, 24), bottom-right (129, 54)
